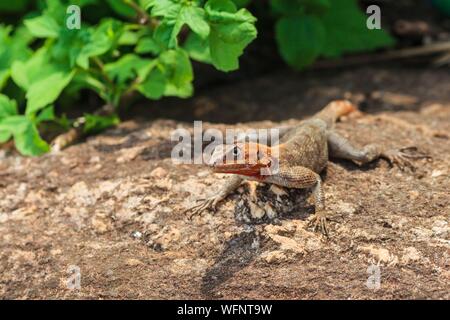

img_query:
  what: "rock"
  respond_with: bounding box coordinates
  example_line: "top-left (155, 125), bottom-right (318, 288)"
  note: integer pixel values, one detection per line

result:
top-left (196, 170), bottom-right (209, 178)
top-left (432, 220), bottom-right (449, 238)
top-left (261, 250), bottom-right (292, 264)
top-left (441, 269), bottom-right (450, 281)
top-left (269, 185), bottom-right (288, 202)
top-left (305, 237), bottom-right (322, 252)
top-left (335, 201), bottom-right (357, 215)
top-left (170, 258), bottom-right (208, 276)
top-left (154, 178), bottom-right (172, 190)
top-left (150, 167), bottom-right (168, 179)
top-left (131, 231), bottom-right (142, 239)
top-left (249, 202), bottom-right (265, 219)
top-left (89, 156), bottom-right (100, 163)
top-left (149, 226), bottom-right (181, 250)
top-left (262, 221), bottom-right (306, 263)
top-left (431, 170), bottom-right (446, 178)
top-left (123, 196), bottom-right (143, 210)
top-left (50, 249), bottom-right (62, 256)
top-left (358, 245), bottom-right (398, 265)
top-left (91, 214), bottom-right (111, 234)
top-left (97, 180), bottom-right (120, 195)
top-left (264, 203), bottom-right (278, 219)
top-left (116, 146), bottom-right (144, 163)
top-left (269, 234), bottom-right (305, 254)
top-left (125, 258), bottom-right (144, 266)
top-left (9, 250), bottom-right (37, 266)
top-left (401, 247), bottom-right (421, 265)
top-left (409, 191), bottom-right (420, 200)
top-left (67, 181), bottom-right (96, 206)
top-left (412, 227), bottom-right (434, 241)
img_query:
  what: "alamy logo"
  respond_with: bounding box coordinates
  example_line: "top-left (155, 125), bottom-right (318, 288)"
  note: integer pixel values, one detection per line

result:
top-left (66, 265), bottom-right (81, 290)
top-left (366, 264), bottom-right (381, 290)
top-left (366, 5), bottom-right (381, 30)
top-left (66, 5), bottom-right (81, 30)
top-left (171, 121), bottom-right (280, 175)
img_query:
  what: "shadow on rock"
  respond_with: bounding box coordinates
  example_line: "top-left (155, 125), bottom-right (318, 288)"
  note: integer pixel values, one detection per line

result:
top-left (200, 228), bottom-right (260, 298)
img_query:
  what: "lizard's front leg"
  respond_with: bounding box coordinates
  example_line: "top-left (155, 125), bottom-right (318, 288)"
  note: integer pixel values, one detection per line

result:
top-left (327, 131), bottom-right (429, 170)
top-left (185, 175), bottom-right (244, 219)
top-left (268, 166), bottom-right (329, 237)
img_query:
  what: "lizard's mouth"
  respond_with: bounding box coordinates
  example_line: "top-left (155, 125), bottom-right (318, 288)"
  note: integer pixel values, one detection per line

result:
top-left (212, 163), bottom-right (268, 177)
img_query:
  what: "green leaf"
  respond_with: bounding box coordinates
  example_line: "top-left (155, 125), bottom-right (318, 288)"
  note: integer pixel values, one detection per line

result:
top-left (0, 25), bottom-right (32, 90)
top-left (14, 121), bottom-right (50, 156)
top-left (106, 0), bottom-right (136, 18)
top-left (76, 19), bottom-right (124, 69)
top-left (0, 94), bottom-right (17, 143)
top-left (0, 115), bottom-right (24, 144)
top-left (11, 48), bottom-right (55, 91)
top-left (137, 68), bottom-right (167, 100)
top-left (70, 71), bottom-right (107, 99)
top-left (84, 113), bottom-right (120, 135)
top-left (0, 115), bottom-right (29, 133)
top-left (151, 0), bottom-right (210, 48)
top-left (205, 0), bottom-right (257, 71)
top-left (44, 0), bottom-right (68, 24)
top-left (104, 54), bottom-right (154, 84)
top-left (36, 105), bottom-right (55, 123)
top-left (320, 0), bottom-right (394, 58)
top-left (119, 30), bottom-right (140, 45)
top-left (159, 49), bottom-right (193, 98)
top-left (183, 32), bottom-right (212, 63)
top-left (275, 15), bottom-right (325, 69)
top-left (52, 27), bottom-right (91, 67)
top-left (24, 15), bottom-right (60, 38)
top-left (182, 6), bottom-right (210, 39)
top-left (26, 70), bottom-right (75, 115)
top-left (0, 130), bottom-right (10, 143)
top-left (0, 70), bottom-right (9, 90)
top-left (136, 36), bottom-right (162, 55)
top-left (0, 115), bottom-right (49, 155)
top-left (0, 94), bottom-right (18, 118)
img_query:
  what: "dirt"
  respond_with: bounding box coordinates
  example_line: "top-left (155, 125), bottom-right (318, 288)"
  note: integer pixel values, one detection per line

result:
top-left (0, 66), bottom-right (449, 299)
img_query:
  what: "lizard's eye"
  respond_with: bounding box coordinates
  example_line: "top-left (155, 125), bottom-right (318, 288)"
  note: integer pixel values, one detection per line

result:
top-left (232, 146), bottom-right (240, 157)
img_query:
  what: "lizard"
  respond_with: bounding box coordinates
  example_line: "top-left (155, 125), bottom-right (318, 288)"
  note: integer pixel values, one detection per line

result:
top-left (185, 100), bottom-right (429, 237)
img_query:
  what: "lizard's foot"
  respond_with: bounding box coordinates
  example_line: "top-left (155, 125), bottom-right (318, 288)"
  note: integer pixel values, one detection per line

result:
top-left (307, 210), bottom-right (329, 238)
top-left (382, 147), bottom-right (430, 171)
top-left (184, 196), bottom-right (221, 220)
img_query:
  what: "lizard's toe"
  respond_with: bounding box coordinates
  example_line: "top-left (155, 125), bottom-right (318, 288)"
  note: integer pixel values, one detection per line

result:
top-left (383, 147), bottom-right (430, 172)
top-left (307, 212), bottom-right (330, 239)
top-left (399, 147), bottom-right (431, 160)
top-left (185, 197), bottom-right (218, 220)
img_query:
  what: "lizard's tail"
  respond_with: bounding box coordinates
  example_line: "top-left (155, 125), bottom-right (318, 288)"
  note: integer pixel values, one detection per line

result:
top-left (314, 100), bottom-right (357, 128)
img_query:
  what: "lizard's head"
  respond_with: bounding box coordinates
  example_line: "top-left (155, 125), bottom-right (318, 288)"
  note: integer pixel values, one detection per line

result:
top-left (208, 142), bottom-right (274, 177)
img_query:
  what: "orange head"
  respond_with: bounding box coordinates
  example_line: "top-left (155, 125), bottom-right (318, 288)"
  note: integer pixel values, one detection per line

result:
top-left (209, 142), bottom-right (275, 177)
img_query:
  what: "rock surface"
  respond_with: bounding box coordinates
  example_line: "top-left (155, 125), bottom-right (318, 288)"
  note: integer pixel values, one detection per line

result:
top-left (0, 67), bottom-right (449, 299)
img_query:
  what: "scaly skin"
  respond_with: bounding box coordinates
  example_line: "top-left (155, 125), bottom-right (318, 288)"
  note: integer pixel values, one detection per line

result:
top-left (186, 100), bottom-right (429, 237)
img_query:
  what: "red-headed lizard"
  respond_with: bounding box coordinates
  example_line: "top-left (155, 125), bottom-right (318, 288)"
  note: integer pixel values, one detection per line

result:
top-left (186, 100), bottom-right (428, 237)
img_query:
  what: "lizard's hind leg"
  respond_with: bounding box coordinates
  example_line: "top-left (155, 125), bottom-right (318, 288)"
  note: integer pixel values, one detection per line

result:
top-left (327, 130), bottom-right (429, 170)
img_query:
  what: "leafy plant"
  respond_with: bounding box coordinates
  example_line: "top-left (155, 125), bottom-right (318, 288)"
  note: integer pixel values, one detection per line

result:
top-left (271, 0), bottom-right (395, 69)
top-left (0, 0), bottom-right (257, 155)
top-left (0, 0), bottom-right (395, 156)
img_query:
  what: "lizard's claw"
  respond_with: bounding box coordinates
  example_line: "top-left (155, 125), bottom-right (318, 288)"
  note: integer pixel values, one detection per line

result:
top-left (382, 147), bottom-right (430, 171)
top-left (307, 211), bottom-right (329, 239)
top-left (184, 196), bottom-right (220, 220)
